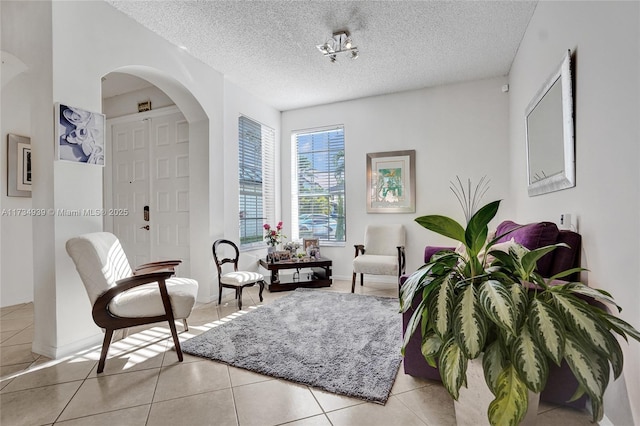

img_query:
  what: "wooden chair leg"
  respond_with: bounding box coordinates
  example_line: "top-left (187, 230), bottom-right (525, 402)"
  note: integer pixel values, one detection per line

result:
top-left (157, 279), bottom-right (183, 363)
top-left (237, 288), bottom-right (243, 310)
top-left (351, 272), bottom-right (356, 293)
top-left (258, 280), bottom-right (265, 302)
top-left (360, 273), bottom-right (364, 286)
top-left (167, 318), bottom-right (183, 362)
top-left (182, 318), bottom-right (189, 332)
top-left (218, 283), bottom-right (223, 305)
top-left (97, 328), bottom-right (114, 374)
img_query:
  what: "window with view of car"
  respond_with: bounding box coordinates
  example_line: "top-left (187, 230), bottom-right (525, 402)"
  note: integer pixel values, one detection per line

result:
top-left (238, 115), bottom-right (275, 248)
top-left (292, 126), bottom-right (346, 244)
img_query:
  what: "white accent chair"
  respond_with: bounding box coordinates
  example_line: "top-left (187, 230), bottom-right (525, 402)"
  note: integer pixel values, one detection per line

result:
top-left (352, 224), bottom-right (406, 293)
top-left (66, 232), bottom-right (198, 373)
top-left (212, 239), bottom-right (265, 310)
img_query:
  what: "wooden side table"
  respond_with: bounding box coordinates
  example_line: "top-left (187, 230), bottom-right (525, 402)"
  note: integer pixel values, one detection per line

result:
top-left (258, 257), bottom-right (332, 292)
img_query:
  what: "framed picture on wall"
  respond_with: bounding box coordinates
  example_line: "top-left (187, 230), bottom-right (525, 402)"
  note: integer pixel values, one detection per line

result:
top-left (55, 103), bottom-right (105, 166)
top-left (7, 134), bottom-right (32, 197)
top-left (366, 150), bottom-right (416, 213)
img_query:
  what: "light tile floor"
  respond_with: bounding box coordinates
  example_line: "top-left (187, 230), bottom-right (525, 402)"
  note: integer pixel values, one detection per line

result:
top-left (1, 280), bottom-right (595, 425)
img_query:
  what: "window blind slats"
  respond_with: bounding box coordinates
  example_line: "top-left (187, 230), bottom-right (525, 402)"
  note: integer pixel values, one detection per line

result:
top-left (239, 116), bottom-right (275, 247)
top-left (293, 127), bottom-right (346, 243)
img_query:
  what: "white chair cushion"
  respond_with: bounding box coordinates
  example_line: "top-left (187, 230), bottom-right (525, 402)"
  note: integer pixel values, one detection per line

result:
top-left (66, 232), bottom-right (133, 305)
top-left (220, 271), bottom-right (264, 287)
top-left (363, 224), bottom-right (405, 256)
top-left (109, 277), bottom-right (198, 319)
top-left (353, 254), bottom-right (398, 276)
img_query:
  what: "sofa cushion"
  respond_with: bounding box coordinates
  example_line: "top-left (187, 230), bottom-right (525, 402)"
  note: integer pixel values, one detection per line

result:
top-left (495, 220), bottom-right (559, 275)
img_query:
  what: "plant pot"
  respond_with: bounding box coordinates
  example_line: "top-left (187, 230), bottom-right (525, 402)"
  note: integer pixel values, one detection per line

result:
top-left (455, 357), bottom-right (539, 426)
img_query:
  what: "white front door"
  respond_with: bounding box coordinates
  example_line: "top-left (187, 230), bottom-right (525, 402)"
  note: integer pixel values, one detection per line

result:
top-left (109, 108), bottom-right (190, 275)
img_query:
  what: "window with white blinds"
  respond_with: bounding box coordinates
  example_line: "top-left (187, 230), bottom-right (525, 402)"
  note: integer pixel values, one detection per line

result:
top-left (292, 126), bottom-right (345, 244)
top-left (239, 116), bottom-right (275, 248)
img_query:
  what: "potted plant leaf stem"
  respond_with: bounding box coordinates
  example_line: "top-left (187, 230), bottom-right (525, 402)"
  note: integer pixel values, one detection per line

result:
top-left (400, 198), bottom-right (640, 425)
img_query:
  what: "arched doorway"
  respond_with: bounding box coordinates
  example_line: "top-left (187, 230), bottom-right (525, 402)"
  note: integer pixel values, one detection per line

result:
top-left (100, 67), bottom-right (211, 299)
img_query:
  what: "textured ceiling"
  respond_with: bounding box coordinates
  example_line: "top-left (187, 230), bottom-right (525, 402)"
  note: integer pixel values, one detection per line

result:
top-left (106, 1), bottom-right (537, 111)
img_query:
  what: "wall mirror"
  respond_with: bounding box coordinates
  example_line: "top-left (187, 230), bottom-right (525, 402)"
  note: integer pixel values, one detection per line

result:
top-left (525, 50), bottom-right (575, 196)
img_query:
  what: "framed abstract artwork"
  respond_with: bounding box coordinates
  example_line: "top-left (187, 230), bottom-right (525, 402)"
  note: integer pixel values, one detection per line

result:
top-left (366, 150), bottom-right (416, 213)
top-left (7, 134), bottom-right (31, 197)
top-left (55, 103), bottom-right (105, 166)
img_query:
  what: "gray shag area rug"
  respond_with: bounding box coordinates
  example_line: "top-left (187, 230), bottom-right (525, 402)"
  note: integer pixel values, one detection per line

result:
top-left (182, 288), bottom-right (403, 404)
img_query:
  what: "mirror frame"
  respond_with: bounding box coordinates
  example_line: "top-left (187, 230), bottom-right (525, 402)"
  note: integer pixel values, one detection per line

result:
top-left (525, 50), bottom-right (575, 197)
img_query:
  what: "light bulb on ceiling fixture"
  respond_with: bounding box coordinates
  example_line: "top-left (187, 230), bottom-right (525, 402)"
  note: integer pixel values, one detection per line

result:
top-left (317, 30), bottom-right (358, 62)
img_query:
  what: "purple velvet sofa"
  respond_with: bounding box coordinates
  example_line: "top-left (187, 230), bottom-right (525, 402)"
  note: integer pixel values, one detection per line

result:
top-left (399, 220), bottom-right (586, 408)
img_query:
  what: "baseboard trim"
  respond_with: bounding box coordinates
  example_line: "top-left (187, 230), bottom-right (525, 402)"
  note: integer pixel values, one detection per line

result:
top-left (32, 333), bottom-right (103, 359)
top-left (599, 414), bottom-right (614, 426)
top-left (335, 274), bottom-right (398, 284)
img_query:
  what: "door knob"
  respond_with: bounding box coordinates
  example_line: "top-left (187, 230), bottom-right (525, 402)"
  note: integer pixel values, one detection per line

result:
top-left (140, 225), bottom-right (150, 230)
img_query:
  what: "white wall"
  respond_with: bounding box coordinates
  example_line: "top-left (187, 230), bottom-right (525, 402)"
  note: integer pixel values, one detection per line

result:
top-left (509, 2), bottom-right (640, 423)
top-left (0, 71), bottom-right (34, 306)
top-left (0, 0), bottom-right (277, 357)
top-left (282, 77), bottom-right (511, 280)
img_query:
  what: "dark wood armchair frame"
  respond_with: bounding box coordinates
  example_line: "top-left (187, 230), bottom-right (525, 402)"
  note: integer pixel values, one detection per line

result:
top-left (351, 244), bottom-right (406, 293)
top-left (212, 239), bottom-right (265, 310)
top-left (133, 260), bottom-right (182, 275)
top-left (92, 262), bottom-right (184, 374)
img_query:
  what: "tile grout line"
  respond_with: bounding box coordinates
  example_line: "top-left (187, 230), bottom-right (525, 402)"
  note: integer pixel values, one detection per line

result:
top-left (49, 350), bottom-right (99, 424)
top-left (392, 392), bottom-right (431, 426)
top-left (144, 364), bottom-right (163, 426)
top-left (227, 366), bottom-right (242, 426)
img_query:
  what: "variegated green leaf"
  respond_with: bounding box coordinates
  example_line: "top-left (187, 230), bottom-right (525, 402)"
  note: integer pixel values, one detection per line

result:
top-left (421, 332), bottom-right (443, 360)
top-left (479, 279), bottom-right (516, 334)
top-left (402, 297), bottom-right (428, 354)
top-left (420, 295), bottom-right (430, 337)
top-left (552, 293), bottom-right (614, 355)
top-left (439, 338), bottom-right (467, 400)
top-left (528, 299), bottom-right (565, 366)
top-left (563, 334), bottom-right (610, 403)
top-left (399, 267), bottom-right (432, 312)
top-left (510, 284), bottom-right (528, 329)
top-left (433, 278), bottom-right (454, 339)
top-left (488, 364), bottom-right (529, 426)
top-left (600, 312), bottom-right (640, 342)
top-left (604, 332), bottom-right (624, 379)
top-left (512, 326), bottom-right (548, 393)
top-left (564, 283), bottom-right (621, 313)
top-left (590, 395), bottom-right (604, 423)
top-left (454, 284), bottom-right (487, 358)
top-left (567, 383), bottom-right (586, 403)
top-left (483, 341), bottom-right (506, 395)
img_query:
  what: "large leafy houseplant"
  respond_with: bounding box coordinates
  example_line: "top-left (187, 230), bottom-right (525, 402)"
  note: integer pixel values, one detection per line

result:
top-left (400, 198), bottom-right (640, 425)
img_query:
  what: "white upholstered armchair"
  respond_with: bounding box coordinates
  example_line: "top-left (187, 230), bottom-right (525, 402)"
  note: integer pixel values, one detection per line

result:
top-left (66, 232), bottom-right (198, 373)
top-left (352, 224), bottom-right (406, 293)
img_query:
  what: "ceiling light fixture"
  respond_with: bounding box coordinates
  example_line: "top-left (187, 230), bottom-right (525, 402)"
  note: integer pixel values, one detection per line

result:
top-left (316, 31), bottom-right (359, 63)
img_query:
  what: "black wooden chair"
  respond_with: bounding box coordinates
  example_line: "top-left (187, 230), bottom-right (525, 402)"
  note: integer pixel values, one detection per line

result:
top-left (212, 239), bottom-right (265, 310)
